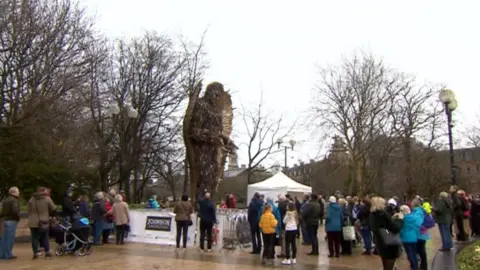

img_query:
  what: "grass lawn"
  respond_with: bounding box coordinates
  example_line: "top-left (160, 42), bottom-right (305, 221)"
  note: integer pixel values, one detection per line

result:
top-left (456, 240), bottom-right (480, 270)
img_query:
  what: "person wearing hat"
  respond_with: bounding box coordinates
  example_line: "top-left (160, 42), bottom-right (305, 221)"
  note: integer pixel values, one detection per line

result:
top-left (61, 187), bottom-right (76, 222)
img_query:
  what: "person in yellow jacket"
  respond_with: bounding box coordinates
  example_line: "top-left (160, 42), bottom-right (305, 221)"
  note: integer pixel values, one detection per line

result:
top-left (259, 204), bottom-right (277, 264)
top-left (422, 198), bottom-right (432, 215)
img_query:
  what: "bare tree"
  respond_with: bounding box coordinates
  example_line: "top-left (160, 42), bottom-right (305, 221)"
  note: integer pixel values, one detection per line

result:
top-left (241, 91), bottom-right (295, 184)
top-left (312, 51), bottom-right (400, 195)
top-left (0, 0), bottom-right (99, 197)
top-left (389, 80), bottom-right (444, 197)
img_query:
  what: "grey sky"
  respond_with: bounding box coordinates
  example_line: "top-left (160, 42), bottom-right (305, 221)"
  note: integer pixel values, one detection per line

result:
top-left (82, 0), bottom-right (480, 167)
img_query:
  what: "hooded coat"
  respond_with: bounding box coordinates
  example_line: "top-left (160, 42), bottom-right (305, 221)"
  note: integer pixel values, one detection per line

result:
top-left (27, 192), bottom-right (57, 228)
top-left (261, 198), bottom-right (281, 234)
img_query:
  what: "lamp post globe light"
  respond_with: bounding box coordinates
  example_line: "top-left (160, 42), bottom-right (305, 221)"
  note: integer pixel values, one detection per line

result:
top-left (107, 103), bottom-right (138, 194)
top-left (277, 138), bottom-right (296, 171)
top-left (438, 89), bottom-right (458, 185)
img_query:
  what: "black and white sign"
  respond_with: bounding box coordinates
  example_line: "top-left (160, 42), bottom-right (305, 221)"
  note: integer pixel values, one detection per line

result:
top-left (145, 216), bottom-right (172, 232)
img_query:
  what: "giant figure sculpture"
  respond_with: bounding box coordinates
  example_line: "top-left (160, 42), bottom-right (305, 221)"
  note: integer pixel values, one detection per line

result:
top-left (183, 82), bottom-right (234, 204)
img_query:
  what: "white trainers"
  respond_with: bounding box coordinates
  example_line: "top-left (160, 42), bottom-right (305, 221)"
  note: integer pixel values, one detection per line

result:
top-left (291, 258), bottom-right (296, 264)
top-left (281, 259), bottom-right (291, 265)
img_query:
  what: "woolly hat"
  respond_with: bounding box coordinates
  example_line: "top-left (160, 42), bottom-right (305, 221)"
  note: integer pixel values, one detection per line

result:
top-left (388, 198), bottom-right (397, 206)
top-left (329, 196), bottom-right (337, 203)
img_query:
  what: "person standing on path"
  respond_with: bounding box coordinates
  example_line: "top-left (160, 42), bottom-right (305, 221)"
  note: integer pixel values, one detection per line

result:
top-left (281, 202), bottom-right (299, 265)
top-left (0, 187), bottom-right (21, 260)
top-left (198, 192), bottom-right (216, 251)
top-left (301, 193), bottom-right (321, 255)
top-left (28, 187), bottom-right (56, 259)
top-left (277, 194), bottom-right (289, 258)
top-left (434, 191), bottom-right (453, 251)
top-left (325, 196), bottom-right (343, 258)
top-left (247, 192), bottom-right (264, 254)
top-left (107, 194), bottom-right (130, 245)
top-left (174, 194), bottom-right (193, 249)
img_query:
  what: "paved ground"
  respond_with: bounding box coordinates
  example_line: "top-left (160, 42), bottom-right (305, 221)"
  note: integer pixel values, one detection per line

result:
top-left (1, 229), bottom-right (442, 270)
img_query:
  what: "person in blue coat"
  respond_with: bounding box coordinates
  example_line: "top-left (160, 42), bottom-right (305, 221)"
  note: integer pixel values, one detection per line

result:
top-left (325, 196), bottom-right (343, 257)
top-left (248, 193), bottom-right (264, 254)
top-left (399, 205), bottom-right (423, 270)
top-left (412, 199), bottom-right (431, 270)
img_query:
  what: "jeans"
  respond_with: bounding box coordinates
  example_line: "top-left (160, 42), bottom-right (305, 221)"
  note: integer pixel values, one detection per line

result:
top-left (262, 233), bottom-right (275, 259)
top-left (403, 242), bottom-right (418, 270)
top-left (115, 224), bottom-right (126, 245)
top-left (30, 228), bottom-right (50, 254)
top-left (438, 223), bottom-right (453, 249)
top-left (176, 221), bottom-right (189, 248)
top-left (360, 226), bottom-right (372, 252)
top-left (326, 231), bottom-right (341, 256)
top-left (417, 239), bottom-right (427, 270)
top-left (285, 230), bottom-right (297, 259)
top-left (93, 220), bottom-right (104, 244)
top-left (306, 224), bottom-right (319, 253)
top-left (199, 220), bottom-right (213, 250)
top-left (250, 226), bottom-right (262, 252)
top-left (0, 220), bottom-right (18, 259)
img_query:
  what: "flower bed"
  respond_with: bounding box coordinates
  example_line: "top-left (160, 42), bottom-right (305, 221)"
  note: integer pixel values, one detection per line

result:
top-left (457, 240), bottom-right (480, 270)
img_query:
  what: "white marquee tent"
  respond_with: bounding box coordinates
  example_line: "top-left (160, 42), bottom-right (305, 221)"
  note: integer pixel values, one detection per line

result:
top-left (247, 172), bottom-right (312, 202)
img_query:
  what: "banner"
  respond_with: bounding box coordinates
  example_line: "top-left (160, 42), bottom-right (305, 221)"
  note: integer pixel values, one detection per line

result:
top-left (127, 210), bottom-right (197, 247)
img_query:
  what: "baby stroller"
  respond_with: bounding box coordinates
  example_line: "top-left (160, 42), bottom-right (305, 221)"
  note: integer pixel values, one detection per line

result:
top-left (54, 216), bottom-right (92, 256)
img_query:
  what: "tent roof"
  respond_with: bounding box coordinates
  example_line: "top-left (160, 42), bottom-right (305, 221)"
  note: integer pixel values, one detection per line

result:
top-left (248, 171), bottom-right (311, 192)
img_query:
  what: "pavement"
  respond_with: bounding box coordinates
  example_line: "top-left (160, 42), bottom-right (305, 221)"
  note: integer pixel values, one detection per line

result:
top-left (1, 228), bottom-right (443, 270)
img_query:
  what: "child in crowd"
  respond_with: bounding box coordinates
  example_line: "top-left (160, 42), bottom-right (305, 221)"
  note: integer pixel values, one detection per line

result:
top-left (259, 204), bottom-right (277, 265)
top-left (282, 202), bottom-right (299, 265)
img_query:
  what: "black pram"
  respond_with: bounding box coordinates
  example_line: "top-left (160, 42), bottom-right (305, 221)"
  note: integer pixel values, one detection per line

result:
top-left (53, 215), bottom-right (92, 256)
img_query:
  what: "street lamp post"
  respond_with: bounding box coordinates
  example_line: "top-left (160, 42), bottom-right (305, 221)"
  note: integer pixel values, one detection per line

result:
top-left (438, 89), bottom-right (458, 185)
top-left (277, 138), bottom-right (296, 172)
top-left (108, 104), bottom-right (138, 194)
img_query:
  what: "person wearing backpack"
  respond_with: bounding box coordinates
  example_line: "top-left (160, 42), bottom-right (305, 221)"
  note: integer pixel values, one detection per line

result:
top-left (412, 198), bottom-right (433, 270)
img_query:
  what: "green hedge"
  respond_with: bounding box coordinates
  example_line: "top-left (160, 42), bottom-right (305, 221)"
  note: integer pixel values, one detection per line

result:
top-left (457, 240), bottom-right (480, 270)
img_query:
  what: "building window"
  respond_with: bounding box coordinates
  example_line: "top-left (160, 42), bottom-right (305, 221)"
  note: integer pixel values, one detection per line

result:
top-left (465, 151), bottom-right (472, 161)
top-left (477, 164), bottom-right (480, 171)
top-left (467, 167), bottom-right (471, 174)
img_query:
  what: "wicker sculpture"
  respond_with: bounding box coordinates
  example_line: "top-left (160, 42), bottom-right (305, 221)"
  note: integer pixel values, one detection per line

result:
top-left (183, 82), bottom-right (235, 202)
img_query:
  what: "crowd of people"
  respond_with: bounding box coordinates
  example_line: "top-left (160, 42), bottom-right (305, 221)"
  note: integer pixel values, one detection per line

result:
top-left (1, 185), bottom-right (480, 270)
top-left (247, 186), bottom-right (480, 270)
top-left (0, 186), bottom-right (131, 260)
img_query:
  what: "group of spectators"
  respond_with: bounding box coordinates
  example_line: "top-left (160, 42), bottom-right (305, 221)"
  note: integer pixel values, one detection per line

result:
top-left (0, 186), bottom-right (131, 261)
top-left (246, 187), bottom-right (480, 270)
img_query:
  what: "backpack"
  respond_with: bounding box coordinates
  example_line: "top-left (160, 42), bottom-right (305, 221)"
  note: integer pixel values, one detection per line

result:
top-left (422, 209), bottom-right (435, 229)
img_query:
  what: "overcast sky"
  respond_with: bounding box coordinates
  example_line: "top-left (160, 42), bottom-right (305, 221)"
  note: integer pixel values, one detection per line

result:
top-left (82, 0), bottom-right (480, 168)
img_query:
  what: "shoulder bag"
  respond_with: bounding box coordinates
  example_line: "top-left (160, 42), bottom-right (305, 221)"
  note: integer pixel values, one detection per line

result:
top-left (378, 228), bottom-right (402, 246)
top-left (35, 199), bottom-right (50, 232)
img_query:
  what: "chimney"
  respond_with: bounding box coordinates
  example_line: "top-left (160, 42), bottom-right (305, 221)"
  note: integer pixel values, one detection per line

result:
top-left (300, 162), bottom-right (304, 166)
top-left (241, 164), bottom-right (246, 169)
top-left (294, 164), bottom-right (297, 167)
top-left (310, 159), bottom-right (315, 164)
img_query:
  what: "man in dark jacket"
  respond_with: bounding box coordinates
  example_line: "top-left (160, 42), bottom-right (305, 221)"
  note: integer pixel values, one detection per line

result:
top-left (198, 192), bottom-right (216, 251)
top-left (301, 193), bottom-right (321, 255)
top-left (0, 187), bottom-right (21, 260)
top-left (277, 194), bottom-right (289, 257)
top-left (248, 192), bottom-right (264, 254)
top-left (61, 188), bottom-right (76, 221)
top-left (435, 192), bottom-right (453, 250)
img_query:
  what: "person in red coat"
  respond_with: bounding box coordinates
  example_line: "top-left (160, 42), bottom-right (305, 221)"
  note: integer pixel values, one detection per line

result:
top-left (226, 194), bottom-right (236, 208)
top-left (103, 197), bottom-right (113, 243)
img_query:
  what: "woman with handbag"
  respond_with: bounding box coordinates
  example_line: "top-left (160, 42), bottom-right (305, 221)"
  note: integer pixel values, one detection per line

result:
top-left (325, 196), bottom-right (343, 258)
top-left (339, 198), bottom-right (354, 255)
top-left (369, 197), bottom-right (404, 270)
top-left (174, 194), bottom-right (193, 249)
top-left (28, 187), bottom-right (57, 259)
